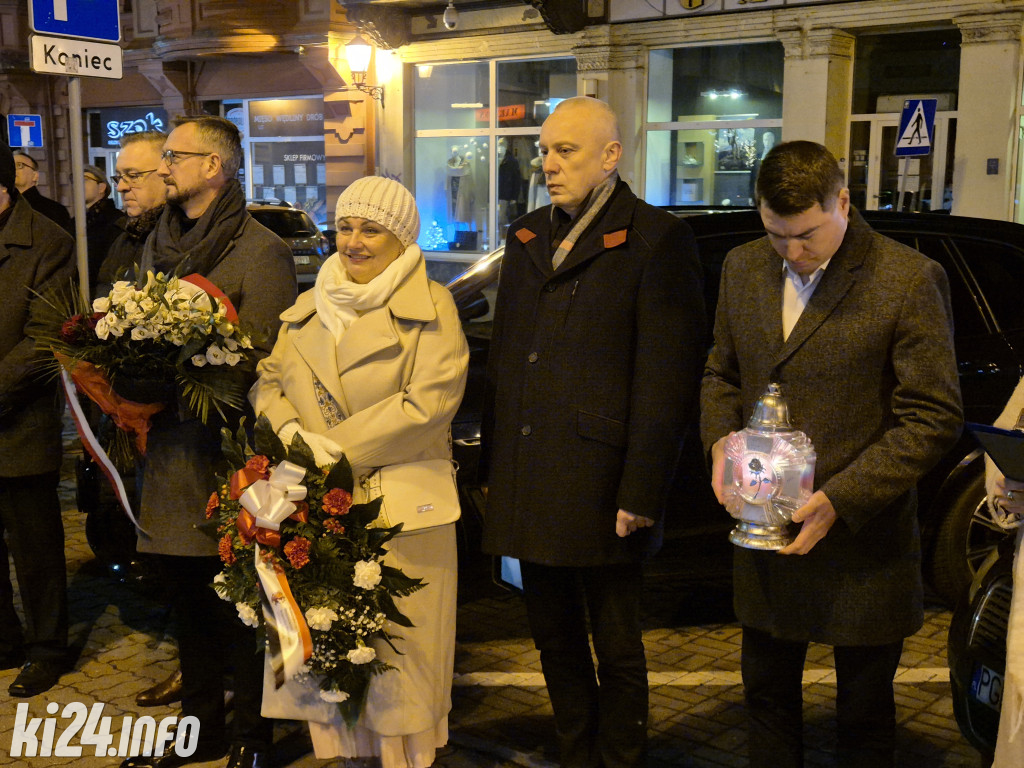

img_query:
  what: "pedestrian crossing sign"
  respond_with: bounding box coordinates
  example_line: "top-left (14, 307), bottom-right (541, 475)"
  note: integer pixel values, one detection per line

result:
top-left (895, 99), bottom-right (937, 157)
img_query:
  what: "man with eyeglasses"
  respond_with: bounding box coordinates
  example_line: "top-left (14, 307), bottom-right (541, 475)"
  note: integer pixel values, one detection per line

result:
top-left (76, 164), bottom-right (123, 295)
top-left (12, 151), bottom-right (72, 233)
top-left (95, 131), bottom-right (168, 297)
top-left (119, 116), bottom-right (295, 768)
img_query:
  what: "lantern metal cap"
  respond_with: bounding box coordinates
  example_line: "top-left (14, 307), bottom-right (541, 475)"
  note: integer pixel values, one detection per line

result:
top-left (747, 382), bottom-right (793, 431)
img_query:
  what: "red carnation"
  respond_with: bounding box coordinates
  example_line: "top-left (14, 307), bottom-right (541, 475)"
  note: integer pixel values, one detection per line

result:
top-left (245, 455), bottom-right (270, 474)
top-left (205, 492), bottom-right (220, 519)
top-left (218, 534), bottom-right (236, 565)
top-left (322, 488), bottom-right (352, 517)
top-left (284, 537), bottom-right (311, 569)
top-left (323, 518), bottom-right (346, 535)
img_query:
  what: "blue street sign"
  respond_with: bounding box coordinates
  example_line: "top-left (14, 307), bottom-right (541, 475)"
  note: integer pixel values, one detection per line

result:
top-left (895, 99), bottom-right (937, 157)
top-left (7, 114), bottom-right (44, 148)
top-left (29, 0), bottom-right (120, 43)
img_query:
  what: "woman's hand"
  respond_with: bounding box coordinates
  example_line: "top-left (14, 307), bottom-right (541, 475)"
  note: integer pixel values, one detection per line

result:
top-left (277, 420), bottom-right (342, 467)
top-left (992, 476), bottom-right (1024, 527)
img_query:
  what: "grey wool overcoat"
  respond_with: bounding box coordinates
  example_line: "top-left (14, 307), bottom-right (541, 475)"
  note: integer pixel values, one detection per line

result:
top-left (700, 208), bottom-right (963, 646)
top-left (481, 180), bottom-right (707, 567)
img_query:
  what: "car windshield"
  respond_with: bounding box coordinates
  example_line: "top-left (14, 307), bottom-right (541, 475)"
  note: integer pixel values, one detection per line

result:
top-left (249, 209), bottom-right (316, 237)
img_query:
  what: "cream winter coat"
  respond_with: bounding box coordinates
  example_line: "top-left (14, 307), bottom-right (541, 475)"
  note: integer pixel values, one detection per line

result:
top-left (249, 255), bottom-right (469, 480)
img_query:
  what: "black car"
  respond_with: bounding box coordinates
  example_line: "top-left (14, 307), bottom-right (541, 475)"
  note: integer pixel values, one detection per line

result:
top-left (948, 534), bottom-right (1015, 758)
top-left (446, 209), bottom-right (1024, 605)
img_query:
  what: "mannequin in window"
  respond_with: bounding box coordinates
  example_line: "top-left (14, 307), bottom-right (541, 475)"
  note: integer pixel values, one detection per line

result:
top-left (527, 140), bottom-right (549, 212)
top-left (749, 130), bottom-right (775, 205)
top-left (446, 145), bottom-right (472, 226)
top-left (497, 138), bottom-right (522, 230)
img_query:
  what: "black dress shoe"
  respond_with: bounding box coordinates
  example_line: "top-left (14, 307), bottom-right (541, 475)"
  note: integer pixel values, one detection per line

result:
top-left (8, 660), bottom-right (61, 697)
top-left (226, 743), bottom-right (270, 768)
top-left (119, 742), bottom-right (227, 768)
top-left (136, 669), bottom-right (183, 706)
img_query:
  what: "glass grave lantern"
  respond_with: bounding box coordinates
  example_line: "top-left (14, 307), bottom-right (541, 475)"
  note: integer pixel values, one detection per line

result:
top-left (722, 383), bottom-right (816, 550)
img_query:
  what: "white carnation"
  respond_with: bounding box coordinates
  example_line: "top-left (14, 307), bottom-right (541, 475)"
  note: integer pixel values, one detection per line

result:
top-left (110, 281), bottom-right (135, 305)
top-left (191, 354), bottom-right (208, 368)
top-left (212, 573), bottom-right (232, 602)
top-left (223, 337), bottom-right (239, 352)
top-left (130, 326), bottom-right (154, 341)
top-left (346, 645), bottom-right (376, 665)
top-left (319, 689), bottom-right (350, 703)
top-left (353, 560), bottom-right (382, 590)
top-left (236, 602), bottom-right (259, 628)
top-left (224, 351), bottom-right (242, 367)
top-left (95, 316), bottom-right (111, 340)
top-left (206, 345), bottom-right (226, 365)
top-left (92, 296), bottom-right (110, 313)
top-left (304, 607), bottom-right (339, 632)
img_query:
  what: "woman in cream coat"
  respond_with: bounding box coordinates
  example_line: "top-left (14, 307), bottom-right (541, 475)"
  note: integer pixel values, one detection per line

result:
top-left (250, 176), bottom-right (468, 768)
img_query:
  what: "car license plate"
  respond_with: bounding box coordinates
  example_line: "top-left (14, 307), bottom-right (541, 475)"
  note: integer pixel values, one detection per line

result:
top-left (294, 255), bottom-right (310, 265)
top-left (970, 664), bottom-right (1004, 710)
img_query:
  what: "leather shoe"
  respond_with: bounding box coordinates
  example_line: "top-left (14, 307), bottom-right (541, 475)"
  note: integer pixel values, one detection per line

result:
top-left (136, 669), bottom-right (183, 707)
top-left (9, 660), bottom-right (61, 697)
top-left (226, 743), bottom-right (270, 768)
top-left (119, 742), bottom-right (227, 768)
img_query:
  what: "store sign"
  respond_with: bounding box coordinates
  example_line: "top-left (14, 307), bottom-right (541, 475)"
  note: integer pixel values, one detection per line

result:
top-left (248, 98), bottom-right (324, 138)
top-left (474, 104), bottom-right (526, 123)
top-left (99, 107), bottom-right (168, 147)
top-left (612, 0), bottom-right (850, 22)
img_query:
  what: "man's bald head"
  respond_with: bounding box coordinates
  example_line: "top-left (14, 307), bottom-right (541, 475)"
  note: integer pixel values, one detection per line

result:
top-left (539, 97), bottom-right (623, 217)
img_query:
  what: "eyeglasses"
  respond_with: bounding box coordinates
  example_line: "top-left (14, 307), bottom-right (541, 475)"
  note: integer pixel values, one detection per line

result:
top-left (161, 149), bottom-right (212, 166)
top-left (14, 161), bottom-right (35, 172)
top-left (111, 169), bottom-right (158, 187)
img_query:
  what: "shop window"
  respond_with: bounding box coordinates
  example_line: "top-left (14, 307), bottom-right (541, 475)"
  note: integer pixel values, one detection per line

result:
top-left (414, 57), bottom-right (576, 257)
top-left (851, 30), bottom-right (960, 115)
top-left (645, 43), bottom-right (783, 207)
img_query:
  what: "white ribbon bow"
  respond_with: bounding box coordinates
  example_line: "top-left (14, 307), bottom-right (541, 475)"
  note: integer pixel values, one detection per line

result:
top-left (240, 460), bottom-right (308, 531)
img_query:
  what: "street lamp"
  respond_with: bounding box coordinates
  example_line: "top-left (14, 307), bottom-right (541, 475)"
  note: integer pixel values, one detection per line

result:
top-left (344, 32), bottom-right (383, 104)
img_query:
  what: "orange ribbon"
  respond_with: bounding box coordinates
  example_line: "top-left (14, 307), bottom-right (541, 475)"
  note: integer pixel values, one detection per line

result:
top-left (55, 352), bottom-right (165, 455)
top-left (230, 467), bottom-right (266, 500)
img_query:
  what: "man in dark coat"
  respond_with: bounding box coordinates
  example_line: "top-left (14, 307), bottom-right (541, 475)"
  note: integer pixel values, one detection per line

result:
top-left (75, 164), bottom-right (124, 295)
top-left (481, 97), bottom-right (706, 767)
top-left (119, 116), bottom-right (295, 768)
top-left (13, 151), bottom-right (72, 233)
top-left (0, 143), bottom-right (75, 697)
top-left (700, 141), bottom-right (963, 768)
top-left (96, 131), bottom-right (167, 297)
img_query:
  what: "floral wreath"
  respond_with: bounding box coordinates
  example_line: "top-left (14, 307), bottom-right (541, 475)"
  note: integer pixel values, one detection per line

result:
top-left (210, 414), bottom-right (423, 724)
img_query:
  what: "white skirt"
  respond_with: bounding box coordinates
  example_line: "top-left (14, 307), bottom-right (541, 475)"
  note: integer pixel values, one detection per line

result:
top-left (277, 524), bottom-right (457, 768)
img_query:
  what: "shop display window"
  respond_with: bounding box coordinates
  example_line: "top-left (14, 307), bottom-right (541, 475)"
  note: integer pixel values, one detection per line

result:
top-left (645, 43), bottom-right (783, 207)
top-left (414, 57), bottom-right (576, 256)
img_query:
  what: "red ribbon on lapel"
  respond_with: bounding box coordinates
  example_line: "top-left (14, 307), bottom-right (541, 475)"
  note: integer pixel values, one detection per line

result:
top-left (516, 228), bottom-right (537, 244)
top-left (603, 229), bottom-right (627, 249)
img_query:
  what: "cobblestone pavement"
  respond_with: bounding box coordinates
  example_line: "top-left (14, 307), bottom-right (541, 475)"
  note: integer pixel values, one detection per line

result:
top-left (0, 434), bottom-right (990, 768)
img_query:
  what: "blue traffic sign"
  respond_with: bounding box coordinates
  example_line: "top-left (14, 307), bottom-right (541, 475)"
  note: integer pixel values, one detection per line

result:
top-left (29, 0), bottom-right (120, 43)
top-left (895, 99), bottom-right (937, 157)
top-left (7, 115), bottom-right (44, 148)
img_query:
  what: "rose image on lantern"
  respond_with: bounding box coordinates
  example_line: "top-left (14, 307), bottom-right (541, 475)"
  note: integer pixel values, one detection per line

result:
top-left (721, 383), bottom-right (816, 550)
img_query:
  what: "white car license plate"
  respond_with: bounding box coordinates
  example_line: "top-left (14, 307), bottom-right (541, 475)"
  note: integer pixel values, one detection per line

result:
top-left (970, 663), bottom-right (1004, 710)
top-left (294, 255), bottom-right (310, 265)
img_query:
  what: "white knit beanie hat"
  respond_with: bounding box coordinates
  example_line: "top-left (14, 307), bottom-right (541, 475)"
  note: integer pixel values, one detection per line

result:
top-left (334, 176), bottom-right (420, 248)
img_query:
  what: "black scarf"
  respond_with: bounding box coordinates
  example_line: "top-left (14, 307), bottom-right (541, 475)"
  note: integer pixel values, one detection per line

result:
top-left (124, 204), bottom-right (165, 242)
top-left (141, 179), bottom-right (248, 277)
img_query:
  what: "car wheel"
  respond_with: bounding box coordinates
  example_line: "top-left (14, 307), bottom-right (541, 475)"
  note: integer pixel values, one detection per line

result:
top-left (928, 468), bottom-right (1013, 606)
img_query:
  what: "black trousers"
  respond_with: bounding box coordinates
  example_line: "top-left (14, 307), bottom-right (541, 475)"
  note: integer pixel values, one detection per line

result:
top-left (741, 624), bottom-right (904, 768)
top-left (520, 560), bottom-right (648, 768)
top-left (0, 471), bottom-right (67, 663)
top-left (153, 554), bottom-right (271, 753)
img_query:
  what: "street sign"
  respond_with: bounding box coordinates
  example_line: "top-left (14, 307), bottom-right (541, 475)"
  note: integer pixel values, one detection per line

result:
top-left (30, 35), bottom-right (123, 80)
top-left (7, 115), bottom-right (44, 148)
top-left (28, 0), bottom-right (120, 43)
top-left (895, 99), bottom-right (937, 157)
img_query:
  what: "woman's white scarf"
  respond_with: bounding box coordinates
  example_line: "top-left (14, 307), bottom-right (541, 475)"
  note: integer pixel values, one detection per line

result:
top-left (313, 244), bottom-right (421, 342)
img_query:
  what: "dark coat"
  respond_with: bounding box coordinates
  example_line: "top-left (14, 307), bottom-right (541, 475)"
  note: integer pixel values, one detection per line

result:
top-left (22, 185), bottom-right (72, 234)
top-left (700, 209), bottom-right (963, 645)
top-left (77, 197), bottom-right (125, 294)
top-left (0, 196), bottom-right (75, 476)
top-left (135, 209), bottom-right (296, 557)
top-left (481, 180), bottom-right (706, 567)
